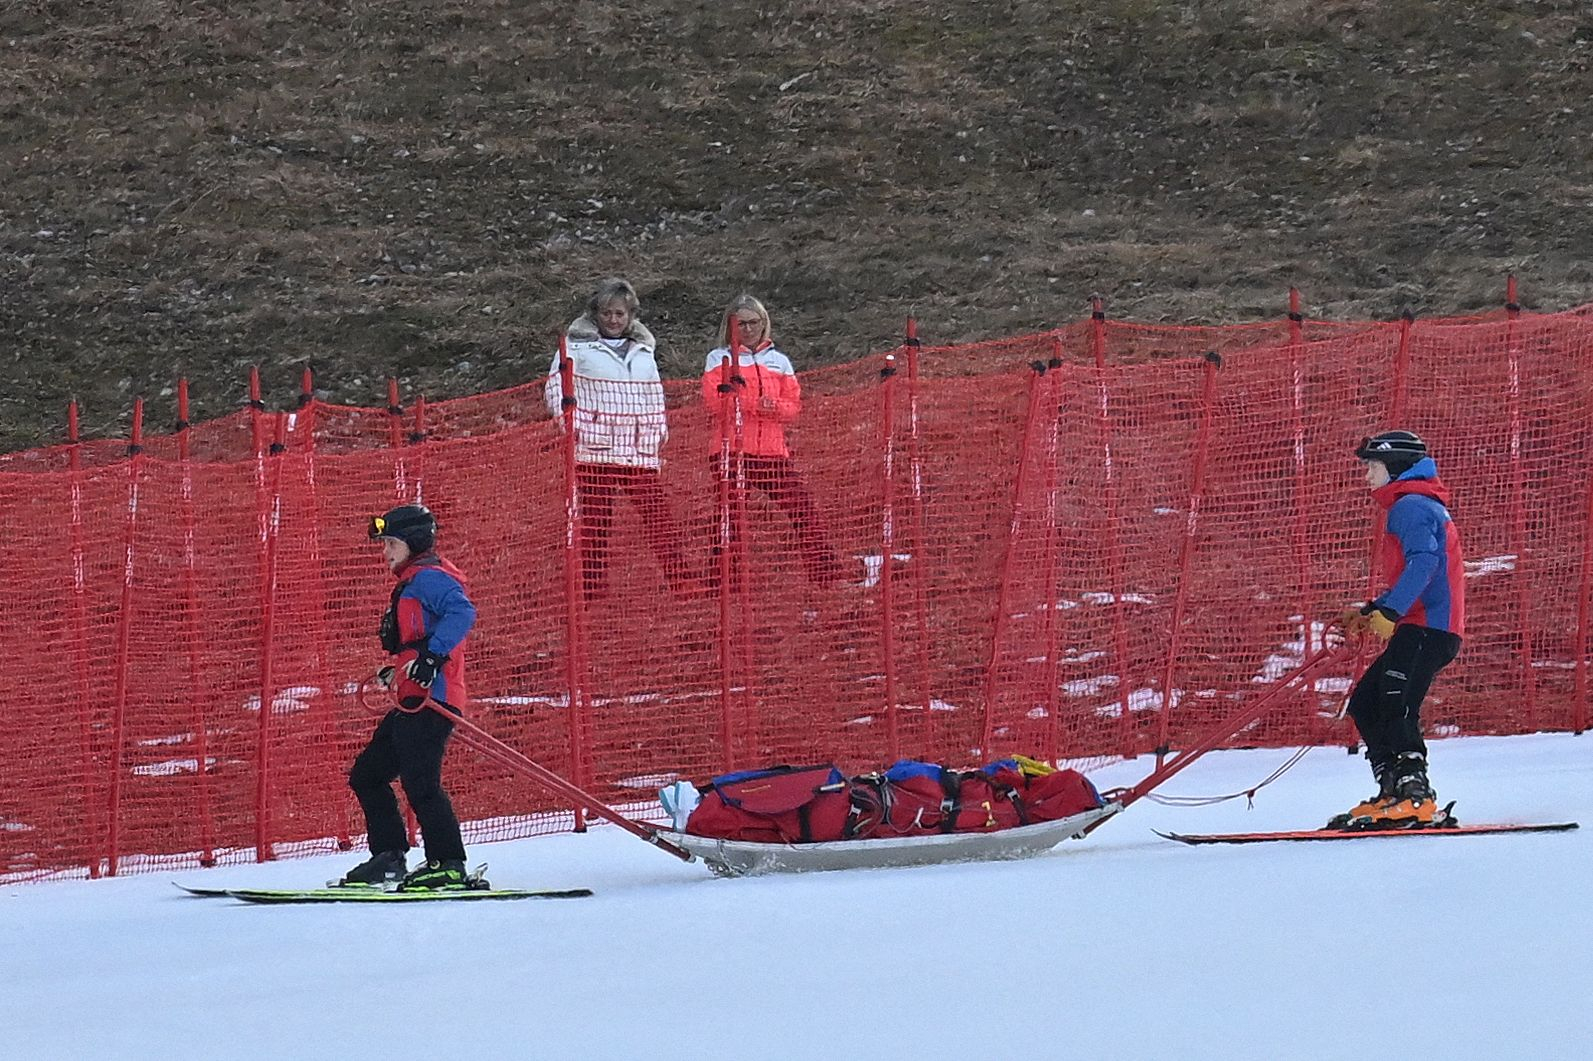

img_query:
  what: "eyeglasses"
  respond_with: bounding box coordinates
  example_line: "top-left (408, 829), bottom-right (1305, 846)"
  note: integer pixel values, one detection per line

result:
top-left (733, 317), bottom-right (763, 328)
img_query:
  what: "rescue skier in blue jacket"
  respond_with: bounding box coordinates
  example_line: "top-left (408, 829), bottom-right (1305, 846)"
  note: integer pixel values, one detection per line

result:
top-left (342, 504), bottom-right (479, 890)
top-left (1334, 430), bottom-right (1465, 829)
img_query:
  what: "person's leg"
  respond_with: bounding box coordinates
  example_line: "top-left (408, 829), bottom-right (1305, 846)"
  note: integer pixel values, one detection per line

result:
top-left (1384, 627), bottom-right (1462, 760)
top-left (759, 458), bottom-right (845, 584)
top-left (393, 708), bottom-right (467, 864)
top-left (705, 454), bottom-right (743, 591)
top-left (1346, 660), bottom-right (1396, 791)
top-left (1384, 626), bottom-right (1463, 799)
top-left (348, 711), bottom-right (408, 855)
top-left (578, 464), bottom-right (617, 599)
top-left (626, 468), bottom-right (690, 591)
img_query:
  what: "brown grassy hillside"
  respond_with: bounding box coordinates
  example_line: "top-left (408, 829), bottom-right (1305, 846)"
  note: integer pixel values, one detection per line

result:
top-left (1, 0), bottom-right (1589, 449)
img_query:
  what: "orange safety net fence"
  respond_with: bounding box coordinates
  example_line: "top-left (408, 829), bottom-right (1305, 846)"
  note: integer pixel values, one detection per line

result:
top-left (2, 307), bottom-right (1591, 881)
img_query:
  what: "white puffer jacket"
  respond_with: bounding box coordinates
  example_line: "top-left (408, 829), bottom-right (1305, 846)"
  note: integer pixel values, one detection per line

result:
top-left (544, 316), bottom-right (668, 468)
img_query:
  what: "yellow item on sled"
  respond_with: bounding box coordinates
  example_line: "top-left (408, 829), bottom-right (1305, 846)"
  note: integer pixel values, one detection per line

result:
top-left (1012, 755), bottom-right (1055, 778)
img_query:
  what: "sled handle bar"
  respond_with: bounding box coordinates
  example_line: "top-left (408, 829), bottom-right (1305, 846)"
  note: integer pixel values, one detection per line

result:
top-left (357, 676), bottom-right (694, 862)
top-left (1085, 642), bottom-right (1355, 834)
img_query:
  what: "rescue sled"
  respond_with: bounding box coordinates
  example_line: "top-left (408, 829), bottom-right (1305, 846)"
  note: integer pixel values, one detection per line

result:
top-left (654, 802), bottom-right (1122, 878)
top-left (358, 645), bottom-right (1349, 879)
top-left (647, 644), bottom-right (1352, 876)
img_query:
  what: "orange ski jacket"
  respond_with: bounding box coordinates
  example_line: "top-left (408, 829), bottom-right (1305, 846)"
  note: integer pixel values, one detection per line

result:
top-left (701, 344), bottom-right (802, 458)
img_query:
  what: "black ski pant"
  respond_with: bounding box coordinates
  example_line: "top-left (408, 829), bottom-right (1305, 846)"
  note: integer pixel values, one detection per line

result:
top-left (1347, 624), bottom-right (1462, 775)
top-left (349, 705), bottom-right (467, 863)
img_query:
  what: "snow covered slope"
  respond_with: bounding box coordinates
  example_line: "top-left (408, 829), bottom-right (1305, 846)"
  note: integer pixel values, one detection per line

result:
top-left (6, 733), bottom-right (1589, 1061)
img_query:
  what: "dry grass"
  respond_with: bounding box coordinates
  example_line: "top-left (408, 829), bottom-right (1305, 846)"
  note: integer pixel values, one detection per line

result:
top-left (0, 0), bottom-right (1590, 448)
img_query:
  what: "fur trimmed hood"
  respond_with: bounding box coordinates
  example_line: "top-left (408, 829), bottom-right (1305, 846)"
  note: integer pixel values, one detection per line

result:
top-left (566, 314), bottom-right (656, 349)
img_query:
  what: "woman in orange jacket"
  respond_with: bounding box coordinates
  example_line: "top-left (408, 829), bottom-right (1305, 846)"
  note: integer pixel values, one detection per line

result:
top-left (701, 294), bottom-right (845, 586)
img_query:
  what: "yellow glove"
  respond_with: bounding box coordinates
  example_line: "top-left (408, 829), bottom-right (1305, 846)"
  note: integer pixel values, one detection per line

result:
top-left (1365, 606), bottom-right (1399, 641)
top-left (1339, 605), bottom-right (1370, 636)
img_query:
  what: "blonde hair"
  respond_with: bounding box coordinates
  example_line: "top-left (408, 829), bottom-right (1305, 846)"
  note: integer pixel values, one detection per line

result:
top-left (720, 293), bottom-right (772, 348)
top-left (585, 277), bottom-right (640, 319)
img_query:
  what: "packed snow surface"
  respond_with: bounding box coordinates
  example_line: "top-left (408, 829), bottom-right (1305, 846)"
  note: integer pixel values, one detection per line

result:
top-left (6, 733), bottom-right (1589, 1060)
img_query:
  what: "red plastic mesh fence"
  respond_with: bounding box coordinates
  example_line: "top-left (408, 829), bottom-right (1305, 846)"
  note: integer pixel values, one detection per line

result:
top-left (4, 303), bottom-right (1585, 475)
top-left (3, 311), bottom-right (1592, 881)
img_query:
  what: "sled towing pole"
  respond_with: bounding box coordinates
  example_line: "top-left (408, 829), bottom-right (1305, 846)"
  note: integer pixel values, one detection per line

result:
top-left (1083, 643), bottom-right (1353, 835)
top-left (357, 678), bottom-right (694, 862)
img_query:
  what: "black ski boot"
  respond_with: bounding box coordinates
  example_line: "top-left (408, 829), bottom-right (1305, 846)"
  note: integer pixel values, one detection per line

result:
top-left (399, 858), bottom-right (472, 892)
top-left (339, 849), bottom-right (408, 887)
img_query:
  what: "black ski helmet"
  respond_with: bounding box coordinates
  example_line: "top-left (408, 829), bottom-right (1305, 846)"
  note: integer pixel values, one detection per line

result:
top-left (1355, 430), bottom-right (1428, 478)
top-left (368, 503), bottom-right (436, 554)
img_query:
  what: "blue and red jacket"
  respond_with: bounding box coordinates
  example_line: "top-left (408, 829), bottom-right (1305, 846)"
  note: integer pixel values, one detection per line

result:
top-left (1371, 457), bottom-right (1465, 637)
top-left (385, 553), bottom-right (476, 708)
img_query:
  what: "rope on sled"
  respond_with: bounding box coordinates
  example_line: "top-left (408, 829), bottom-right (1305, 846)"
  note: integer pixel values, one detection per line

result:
top-left (1139, 746), bottom-right (1314, 809)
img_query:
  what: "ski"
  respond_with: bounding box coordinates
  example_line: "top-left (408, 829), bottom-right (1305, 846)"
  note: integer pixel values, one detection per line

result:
top-left (225, 887), bottom-right (592, 904)
top-left (174, 879), bottom-right (407, 897)
top-left (1158, 821), bottom-right (1578, 845)
top-left (174, 864), bottom-right (591, 903)
top-left (173, 883), bottom-right (234, 897)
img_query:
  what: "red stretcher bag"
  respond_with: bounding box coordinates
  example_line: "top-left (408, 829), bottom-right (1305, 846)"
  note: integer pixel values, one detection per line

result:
top-left (684, 759), bottom-right (1101, 844)
top-left (685, 764), bottom-right (880, 843)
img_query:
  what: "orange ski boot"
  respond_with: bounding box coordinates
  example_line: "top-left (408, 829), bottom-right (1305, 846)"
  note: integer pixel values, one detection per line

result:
top-left (1325, 766), bottom-right (1397, 830)
top-left (1371, 754), bottom-right (1445, 828)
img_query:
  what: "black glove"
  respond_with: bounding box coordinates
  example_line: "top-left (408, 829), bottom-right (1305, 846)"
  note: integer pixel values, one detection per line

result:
top-left (404, 649), bottom-right (446, 688)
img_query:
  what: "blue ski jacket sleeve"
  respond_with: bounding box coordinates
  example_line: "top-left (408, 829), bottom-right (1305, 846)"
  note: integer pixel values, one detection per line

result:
top-left (402, 567), bottom-right (476, 657)
top-left (1377, 495), bottom-right (1447, 618)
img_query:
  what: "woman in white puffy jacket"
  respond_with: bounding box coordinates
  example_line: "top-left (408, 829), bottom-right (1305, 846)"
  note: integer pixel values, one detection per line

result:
top-left (544, 279), bottom-right (688, 598)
